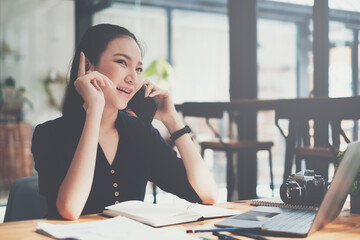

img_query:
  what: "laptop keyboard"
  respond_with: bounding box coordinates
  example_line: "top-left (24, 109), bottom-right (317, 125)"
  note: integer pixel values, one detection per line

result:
top-left (262, 209), bottom-right (316, 233)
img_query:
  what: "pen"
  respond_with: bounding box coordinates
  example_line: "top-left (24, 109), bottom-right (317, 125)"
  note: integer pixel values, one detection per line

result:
top-left (213, 232), bottom-right (239, 240)
top-left (231, 231), bottom-right (269, 240)
top-left (213, 231), bottom-right (269, 240)
top-left (186, 227), bottom-right (256, 233)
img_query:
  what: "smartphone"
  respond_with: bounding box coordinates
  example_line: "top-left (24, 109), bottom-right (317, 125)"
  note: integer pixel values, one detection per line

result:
top-left (127, 86), bottom-right (158, 125)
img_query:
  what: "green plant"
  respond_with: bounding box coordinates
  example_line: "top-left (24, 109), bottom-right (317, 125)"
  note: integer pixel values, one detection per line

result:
top-left (143, 59), bottom-right (174, 89)
top-left (0, 77), bottom-right (33, 110)
top-left (351, 179), bottom-right (360, 195)
top-left (0, 77), bottom-right (33, 121)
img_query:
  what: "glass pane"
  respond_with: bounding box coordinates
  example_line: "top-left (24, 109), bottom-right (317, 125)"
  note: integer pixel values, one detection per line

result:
top-left (172, 10), bottom-right (229, 103)
top-left (329, 21), bottom-right (353, 97)
top-left (267, 0), bottom-right (314, 6)
top-left (258, 19), bottom-right (297, 99)
top-left (329, 0), bottom-right (360, 12)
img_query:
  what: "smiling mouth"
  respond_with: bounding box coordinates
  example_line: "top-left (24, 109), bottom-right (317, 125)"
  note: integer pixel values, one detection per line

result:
top-left (116, 87), bottom-right (131, 94)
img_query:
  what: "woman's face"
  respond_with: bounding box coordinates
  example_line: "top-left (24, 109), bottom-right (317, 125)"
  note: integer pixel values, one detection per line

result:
top-left (94, 37), bottom-right (143, 110)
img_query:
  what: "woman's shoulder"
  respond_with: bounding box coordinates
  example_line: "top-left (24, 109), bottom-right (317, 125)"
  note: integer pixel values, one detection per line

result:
top-left (31, 117), bottom-right (67, 153)
top-left (34, 116), bottom-right (69, 135)
top-left (33, 116), bottom-right (79, 143)
top-left (35, 116), bottom-right (66, 129)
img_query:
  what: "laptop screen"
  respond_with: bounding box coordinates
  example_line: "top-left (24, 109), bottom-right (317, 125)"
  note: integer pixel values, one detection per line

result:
top-left (308, 142), bottom-right (360, 235)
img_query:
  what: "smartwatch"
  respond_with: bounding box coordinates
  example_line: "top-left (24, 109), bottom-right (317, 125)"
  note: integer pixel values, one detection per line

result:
top-left (170, 125), bottom-right (191, 142)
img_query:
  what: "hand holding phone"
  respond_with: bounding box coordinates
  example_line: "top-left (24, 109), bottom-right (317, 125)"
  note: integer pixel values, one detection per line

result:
top-left (127, 86), bottom-right (158, 125)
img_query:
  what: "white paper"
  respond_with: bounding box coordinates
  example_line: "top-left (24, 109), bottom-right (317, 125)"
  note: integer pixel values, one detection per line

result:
top-left (36, 216), bottom-right (199, 240)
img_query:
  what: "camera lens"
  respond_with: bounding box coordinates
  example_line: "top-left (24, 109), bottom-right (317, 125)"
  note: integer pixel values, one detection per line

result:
top-left (280, 180), bottom-right (305, 204)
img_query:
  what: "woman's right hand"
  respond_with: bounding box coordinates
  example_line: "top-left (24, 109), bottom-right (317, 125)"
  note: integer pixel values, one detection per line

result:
top-left (74, 52), bottom-right (114, 112)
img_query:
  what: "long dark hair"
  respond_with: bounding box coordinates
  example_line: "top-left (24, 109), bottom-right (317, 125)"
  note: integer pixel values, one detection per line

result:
top-left (62, 24), bottom-right (142, 119)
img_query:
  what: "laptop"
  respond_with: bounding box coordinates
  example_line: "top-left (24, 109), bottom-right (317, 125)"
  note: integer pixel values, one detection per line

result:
top-left (215, 141), bottom-right (360, 237)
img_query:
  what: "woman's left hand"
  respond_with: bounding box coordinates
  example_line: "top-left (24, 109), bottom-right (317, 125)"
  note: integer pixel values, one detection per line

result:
top-left (142, 79), bottom-right (176, 123)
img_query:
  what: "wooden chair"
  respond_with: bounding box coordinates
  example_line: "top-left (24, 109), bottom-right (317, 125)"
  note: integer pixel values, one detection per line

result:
top-left (181, 103), bottom-right (274, 200)
top-left (275, 104), bottom-right (351, 185)
top-left (294, 120), bottom-right (350, 184)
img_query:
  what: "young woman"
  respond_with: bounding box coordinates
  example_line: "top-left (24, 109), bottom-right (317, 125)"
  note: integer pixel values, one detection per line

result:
top-left (32, 24), bottom-right (218, 220)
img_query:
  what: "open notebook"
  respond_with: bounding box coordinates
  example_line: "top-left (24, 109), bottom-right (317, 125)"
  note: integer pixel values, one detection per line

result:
top-left (103, 200), bottom-right (241, 227)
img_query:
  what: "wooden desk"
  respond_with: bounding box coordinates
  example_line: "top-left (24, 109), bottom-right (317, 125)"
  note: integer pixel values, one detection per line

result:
top-left (1, 201), bottom-right (359, 240)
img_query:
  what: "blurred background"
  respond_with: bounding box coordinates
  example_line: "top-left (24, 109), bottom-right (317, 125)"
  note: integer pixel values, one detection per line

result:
top-left (0, 0), bottom-right (359, 222)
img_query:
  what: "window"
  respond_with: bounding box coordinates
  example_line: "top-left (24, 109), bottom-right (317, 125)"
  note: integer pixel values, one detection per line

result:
top-left (172, 10), bottom-right (229, 103)
top-left (257, 19), bottom-right (297, 99)
top-left (329, 21), bottom-right (354, 97)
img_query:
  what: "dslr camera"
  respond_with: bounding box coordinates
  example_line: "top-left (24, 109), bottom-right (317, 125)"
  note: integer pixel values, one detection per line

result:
top-left (280, 170), bottom-right (326, 205)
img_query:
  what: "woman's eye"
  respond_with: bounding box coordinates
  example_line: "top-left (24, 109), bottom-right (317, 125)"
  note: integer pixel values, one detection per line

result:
top-left (116, 59), bottom-right (127, 66)
top-left (136, 67), bottom-right (143, 73)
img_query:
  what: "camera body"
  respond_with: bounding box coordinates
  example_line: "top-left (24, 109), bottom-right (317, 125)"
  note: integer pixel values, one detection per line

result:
top-left (280, 170), bottom-right (326, 205)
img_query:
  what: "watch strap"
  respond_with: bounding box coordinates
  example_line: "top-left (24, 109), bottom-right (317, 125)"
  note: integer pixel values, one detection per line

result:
top-left (170, 125), bottom-right (191, 142)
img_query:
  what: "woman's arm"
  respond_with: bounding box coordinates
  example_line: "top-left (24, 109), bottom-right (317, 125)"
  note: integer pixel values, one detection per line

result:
top-left (56, 53), bottom-right (113, 220)
top-left (163, 112), bottom-right (218, 204)
top-left (144, 80), bottom-right (218, 204)
top-left (56, 108), bottom-right (102, 220)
